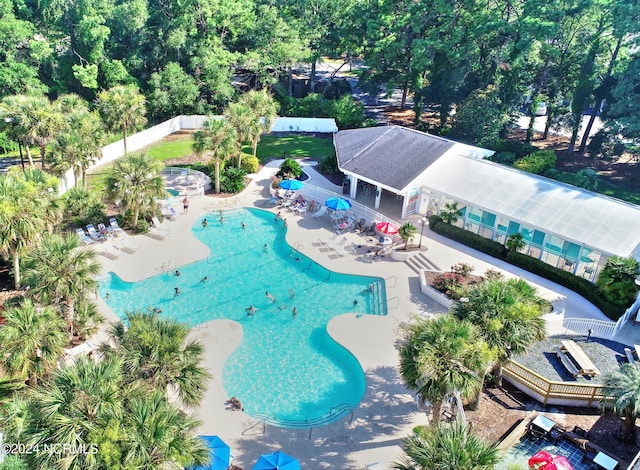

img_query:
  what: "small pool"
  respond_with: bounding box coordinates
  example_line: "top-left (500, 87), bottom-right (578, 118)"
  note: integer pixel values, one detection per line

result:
top-left (99, 208), bottom-right (387, 426)
top-left (166, 188), bottom-right (180, 197)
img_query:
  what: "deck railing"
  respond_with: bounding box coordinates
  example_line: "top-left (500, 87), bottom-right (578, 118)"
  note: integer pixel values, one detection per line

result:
top-left (563, 317), bottom-right (616, 340)
top-left (502, 360), bottom-right (606, 407)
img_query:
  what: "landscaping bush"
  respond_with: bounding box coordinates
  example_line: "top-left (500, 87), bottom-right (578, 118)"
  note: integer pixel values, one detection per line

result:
top-left (241, 156), bottom-right (259, 174)
top-left (513, 149), bottom-right (557, 175)
top-left (220, 167), bottom-right (247, 193)
top-left (491, 140), bottom-right (537, 158)
top-left (318, 154), bottom-right (338, 174)
top-left (431, 219), bottom-right (507, 259)
top-left (506, 251), bottom-right (626, 319)
top-left (487, 150), bottom-right (517, 165)
top-left (276, 158), bottom-right (302, 179)
top-left (596, 256), bottom-right (640, 308)
top-left (430, 217), bottom-right (626, 320)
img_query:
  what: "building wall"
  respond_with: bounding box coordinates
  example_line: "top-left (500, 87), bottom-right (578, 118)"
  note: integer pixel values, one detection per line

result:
top-left (419, 187), bottom-right (605, 281)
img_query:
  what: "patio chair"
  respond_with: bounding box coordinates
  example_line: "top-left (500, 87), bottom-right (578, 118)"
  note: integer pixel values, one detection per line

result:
top-left (335, 240), bottom-right (357, 256)
top-left (294, 204), bottom-right (307, 216)
top-left (362, 222), bottom-right (377, 236)
top-left (97, 223), bottom-right (111, 238)
top-left (86, 224), bottom-right (105, 241)
top-left (76, 228), bottom-right (94, 245)
top-left (354, 218), bottom-right (366, 232)
top-left (334, 217), bottom-right (355, 234)
top-left (109, 218), bottom-right (126, 237)
top-left (312, 205), bottom-right (327, 219)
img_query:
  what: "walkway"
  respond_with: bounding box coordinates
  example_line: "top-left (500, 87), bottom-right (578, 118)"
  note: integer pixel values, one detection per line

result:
top-left (92, 160), bottom-right (640, 470)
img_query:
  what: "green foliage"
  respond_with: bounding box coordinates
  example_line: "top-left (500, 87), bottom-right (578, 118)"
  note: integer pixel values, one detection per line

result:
top-left (147, 62), bottom-right (200, 121)
top-left (450, 85), bottom-right (509, 147)
top-left (280, 94), bottom-right (368, 129)
top-left (574, 168), bottom-right (600, 191)
top-left (488, 151), bottom-right (517, 165)
top-left (506, 233), bottom-right (526, 252)
top-left (439, 201), bottom-right (463, 224)
top-left (513, 150), bottom-right (557, 175)
top-left (220, 166), bottom-right (247, 193)
top-left (602, 363), bottom-right (640, 442)
top-left (491, 140), bottom-right (537, 159)
top-left (0, 455), bottom-right (29, 470)
top-left (431, 220), bottom-right (507, 259)
top-left (506, 251), bottom-right (625, 320)
top-left (277, 158), bottom-right (302, 179)
top-left (398, 222), bottom-right (417, 249)
top-left (596, 256), bottom-right (640, 307)
top-left (318, 154), bottom-right (339, 174)
top-left (145, 134), bottom-right (194, 161)
top-left (62, 187), bottom-right (107, 226)
top-left (241, 155), bottom-right (259, 174)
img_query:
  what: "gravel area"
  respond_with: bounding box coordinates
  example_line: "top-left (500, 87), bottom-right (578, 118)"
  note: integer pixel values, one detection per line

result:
top-left (514, 335), bottom-right (626, 384)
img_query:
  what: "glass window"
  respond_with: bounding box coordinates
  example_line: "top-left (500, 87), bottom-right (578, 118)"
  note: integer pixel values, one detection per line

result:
top-left (465, 206), bottom-right (482, 234)
top-left (494, 216), bottom-right (509, 244)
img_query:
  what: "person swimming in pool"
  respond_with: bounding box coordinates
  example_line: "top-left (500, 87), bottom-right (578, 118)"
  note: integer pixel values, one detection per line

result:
top-left (292, 306), bottom-right (298, 317)
top-left (246, 304), bottom-right (257, 316)
top-left (265, 291), bottom-right (276, 302)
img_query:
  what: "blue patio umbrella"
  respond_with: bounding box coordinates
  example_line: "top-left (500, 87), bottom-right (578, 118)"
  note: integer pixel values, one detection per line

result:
top-left (189, 435), bottom-right (231, 470)
top-left (279, 179), bottom-right (303, 191)
top-left (325, 197), bottom-right (352, 211)
top-left (252, 451), bottom-right (301, 470)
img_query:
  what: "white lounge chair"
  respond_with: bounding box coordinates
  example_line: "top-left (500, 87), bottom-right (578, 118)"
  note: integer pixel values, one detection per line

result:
top-left (146, 216), bottom-right (170, 239)
top-left (109, 218), bottom-right (126, 237)
top-left (76, 228), bottom-right (94, 245)
top-left (312, 205), bottom-right (327, 219)
top-left (86, 224), bottom-right (105, 241)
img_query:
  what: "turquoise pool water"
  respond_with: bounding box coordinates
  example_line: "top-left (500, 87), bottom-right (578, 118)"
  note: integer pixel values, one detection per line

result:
top-left (99, 208), bottom-right (387, 426)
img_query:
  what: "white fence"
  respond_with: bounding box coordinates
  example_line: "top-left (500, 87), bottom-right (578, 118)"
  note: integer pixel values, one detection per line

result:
top-left (562, 317), bottom-right (616, 340)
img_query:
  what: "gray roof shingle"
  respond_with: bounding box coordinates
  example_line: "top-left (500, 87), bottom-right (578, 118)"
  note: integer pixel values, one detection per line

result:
top-left (334, 126), bottom-right (455, 191)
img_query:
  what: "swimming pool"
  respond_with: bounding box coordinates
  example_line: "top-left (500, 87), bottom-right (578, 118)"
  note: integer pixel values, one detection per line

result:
top-left (99, 208), bottom-right (387, 426)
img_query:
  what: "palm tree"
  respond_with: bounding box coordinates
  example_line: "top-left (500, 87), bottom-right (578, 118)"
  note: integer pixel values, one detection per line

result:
top-left (0, 169), bottom-right (59, 288)
top-left (398, 314), bottom-right (494, 425)
top-left (505, 233), bottom-right (526, 252)
top-left (440, 201), bottom-right (464, 224)
top-left (121, 390), bottom-right (209, 469)
top-left (22, 232), bottom-right (101, 339)
top-left (104, 311), bottom-right (211, 408)
top-left (192, 118), bottom-right (237, 194)
top-left (0, 299), bottom-right (67, 386)
top-left (394, 422), bottom-right (500, 470)
top-left (398, 222), bottom-right (417, 250)
top-left (0, 94), bottom-right (45, 167)
top-left (17, 356), bottom-right (126, 470)
top-left (453, 277), bottom-right (547, 398)
top-left (238, 90), bottom-right (280, 158)
top-left (97, 85), bottom-right (147, 155)
top-left (225, 102), bottom-right (258, 168)
top-left (105, 153), bottom-right (165, 228)
top-left (603, 363), bottom-right (640, 443)
top-left (50, 105), bottom-right (104, 188)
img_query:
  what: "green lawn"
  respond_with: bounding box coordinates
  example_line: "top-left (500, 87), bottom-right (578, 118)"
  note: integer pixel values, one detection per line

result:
top-left (549, 169), bottom-right (640, 205)
top-left (248, 135), bottom-right (335, 162)
top-left (144, 134), bottom-right (194, 161)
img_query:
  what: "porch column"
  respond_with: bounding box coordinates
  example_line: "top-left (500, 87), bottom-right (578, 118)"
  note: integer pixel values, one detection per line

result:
top-left (349, 175), bottom-right (359, 199)
top-left (374, 185), bottom-right (382, 209)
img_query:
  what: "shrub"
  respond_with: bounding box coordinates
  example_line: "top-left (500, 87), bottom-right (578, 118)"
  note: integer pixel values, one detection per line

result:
top-left (432, 271), bottom-right (465, 299)
top-left (277, 158), bottom-right (302, 179)
top-left (220, 167), bottom-right (247, 193)
top-left (428, 214), bottom-right (443, 230)
top-left (241, 156), bottom-right (259, 174)
top-left (491, 140), bottom-right (537, 158)
top-left (133, 219), bottom-right (150, 234)
top-left (506, 251), bottom-right (626, 319)
top-left (574, 168), bottom-right (600, 191)
top-left (318, 154), bottom-right (338, 174)
top-left (431, 221), bottom-right (507, 259)
top-left (513, 149), bottom-right (557, 175)
top-left (596, 256), bottom-right (640, 307)
top-left (487, 151), bottom-right (517, 165)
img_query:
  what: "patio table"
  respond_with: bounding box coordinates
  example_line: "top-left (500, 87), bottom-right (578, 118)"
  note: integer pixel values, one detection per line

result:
top-left (560, 340), bottom-right (600, 377)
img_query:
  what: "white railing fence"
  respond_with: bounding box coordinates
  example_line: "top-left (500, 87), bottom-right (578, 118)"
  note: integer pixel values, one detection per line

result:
top-left (562, 317), bottom-right (616, 340)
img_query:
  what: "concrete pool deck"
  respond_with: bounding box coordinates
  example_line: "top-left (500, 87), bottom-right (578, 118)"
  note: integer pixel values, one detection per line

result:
top-left (93, 160), bottom-right (640, 469)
